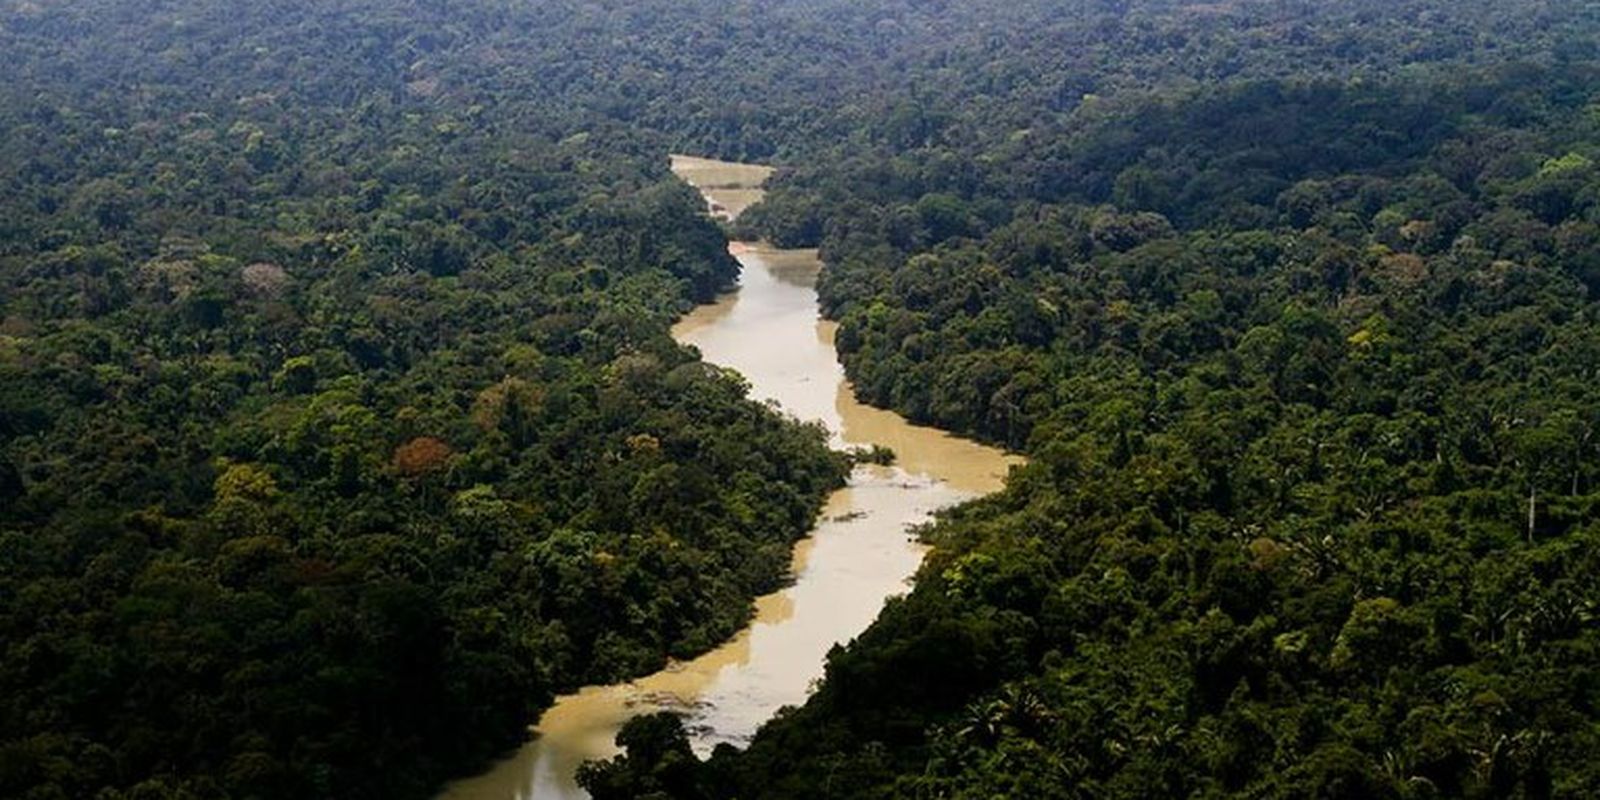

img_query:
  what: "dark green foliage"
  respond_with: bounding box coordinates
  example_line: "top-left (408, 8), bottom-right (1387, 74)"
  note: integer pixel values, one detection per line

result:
top-left (577, 713), bottom-right (711, 800)
top-left (577, 2), bottom-right (1600, 799)
top-left (0, 2), bottom-right (857, 799)
top-left (7, 0), bottom-right (1600, 798)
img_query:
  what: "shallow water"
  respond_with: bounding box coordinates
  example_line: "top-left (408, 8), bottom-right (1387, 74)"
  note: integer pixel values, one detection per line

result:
top-left (437, 156), bottom-right (1019, 800)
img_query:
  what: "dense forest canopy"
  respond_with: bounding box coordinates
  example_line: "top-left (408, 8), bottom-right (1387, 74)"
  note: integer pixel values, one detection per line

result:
top-left (3, 0), bottom-right (1600, 798)
top-left (601, 3), bottom-right (1600, 800)
top-left (1, 2), bottom-right (859, 798)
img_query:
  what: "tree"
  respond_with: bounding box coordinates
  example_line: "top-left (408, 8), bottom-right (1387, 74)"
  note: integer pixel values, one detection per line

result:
top-left (393, 436), bottom-right (454, 478)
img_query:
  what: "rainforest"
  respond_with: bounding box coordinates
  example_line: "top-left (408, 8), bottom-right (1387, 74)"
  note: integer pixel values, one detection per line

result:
top-left (3, 1), bottom-right (1599, 799)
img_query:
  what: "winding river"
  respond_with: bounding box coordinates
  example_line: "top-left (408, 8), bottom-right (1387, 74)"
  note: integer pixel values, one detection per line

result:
top-left (438, 156), bottom-right (1020, 799)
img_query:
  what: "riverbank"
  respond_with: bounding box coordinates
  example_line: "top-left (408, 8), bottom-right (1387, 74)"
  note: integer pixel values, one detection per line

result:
top-left (438, 156), bottom-right (1018, 799)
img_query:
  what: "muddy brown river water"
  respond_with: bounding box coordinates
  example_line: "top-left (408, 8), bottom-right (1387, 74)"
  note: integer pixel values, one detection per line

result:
top-left (438, 155), bottom-right (1020, 799)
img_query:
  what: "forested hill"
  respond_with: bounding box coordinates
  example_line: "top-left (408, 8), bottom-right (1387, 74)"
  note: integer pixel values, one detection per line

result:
top-left (586, 3), bottom-right (1600, 800)
top-left (0, 2), bottom-right (858, 799)
top-left (629, 68), bottom-right (1600, 796)
top-left (4, 1), bottom-right (1600, 799)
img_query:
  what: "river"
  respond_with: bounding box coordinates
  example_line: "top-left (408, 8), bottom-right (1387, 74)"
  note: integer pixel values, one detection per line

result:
top-left (437, 155), bottom-right (1019, 799)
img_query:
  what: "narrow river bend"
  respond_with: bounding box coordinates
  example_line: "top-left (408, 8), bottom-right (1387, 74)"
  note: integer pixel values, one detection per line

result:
top-left (439, 156), bottom-right (1020, 799)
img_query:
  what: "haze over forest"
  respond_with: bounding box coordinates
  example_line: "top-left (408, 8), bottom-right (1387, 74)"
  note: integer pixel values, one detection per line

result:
top-left (2, 1), bottom-right (1599, 799)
